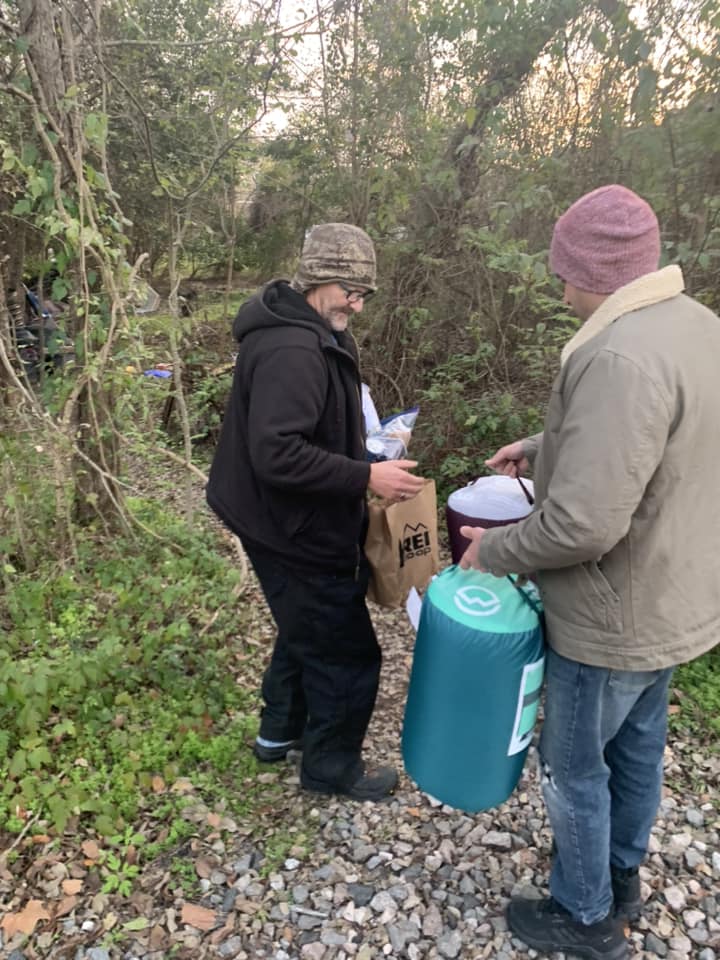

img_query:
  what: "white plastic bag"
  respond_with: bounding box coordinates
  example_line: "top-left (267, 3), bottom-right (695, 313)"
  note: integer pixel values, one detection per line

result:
top-left (366, 407), bottom-right (419, 461)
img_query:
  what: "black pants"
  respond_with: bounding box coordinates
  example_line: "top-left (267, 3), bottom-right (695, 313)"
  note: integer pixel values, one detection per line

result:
top-left (244, 544), bottom-right (382, 790)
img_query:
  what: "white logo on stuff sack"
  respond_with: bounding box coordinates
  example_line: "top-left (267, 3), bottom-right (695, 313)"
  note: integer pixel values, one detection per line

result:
top-left (454, 586), bottom-right (501, 617)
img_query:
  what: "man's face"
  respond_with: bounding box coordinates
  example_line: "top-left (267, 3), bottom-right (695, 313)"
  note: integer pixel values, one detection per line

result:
top-left (562, 282), bottom-right (607, 322)
top-left (306, 282), bottom-right (366, 332)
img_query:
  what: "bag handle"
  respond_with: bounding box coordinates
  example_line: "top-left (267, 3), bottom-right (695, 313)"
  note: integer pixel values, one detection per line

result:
top-left (517, 475), bottom-right (534, 506)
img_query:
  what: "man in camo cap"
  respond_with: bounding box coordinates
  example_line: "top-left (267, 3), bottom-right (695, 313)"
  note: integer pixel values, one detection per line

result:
top-left (207, 223), bottom-right (424, 801)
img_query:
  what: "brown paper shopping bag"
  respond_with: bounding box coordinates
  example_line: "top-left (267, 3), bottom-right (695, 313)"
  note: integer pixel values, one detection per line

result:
top-left (365, 479), bottom-right (440, 608)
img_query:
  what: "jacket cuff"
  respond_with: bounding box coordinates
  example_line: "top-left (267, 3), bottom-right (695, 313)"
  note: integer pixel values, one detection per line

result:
top-left (522, 433), bottom-right (543, 466)
top-left (347, 459), bottom-right (372, 496)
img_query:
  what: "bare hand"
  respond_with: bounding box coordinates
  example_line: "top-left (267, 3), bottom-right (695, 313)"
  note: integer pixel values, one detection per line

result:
top-left (458, 525), bottom-right (487, 570)
top-left (369, 459), bottom-right (425, 501)
top-left (486, 440), bottom-right (529, 478)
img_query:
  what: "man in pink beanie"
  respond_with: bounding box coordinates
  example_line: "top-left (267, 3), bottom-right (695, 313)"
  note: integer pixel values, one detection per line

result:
top-left (460, 185), bottom-right (720, 959)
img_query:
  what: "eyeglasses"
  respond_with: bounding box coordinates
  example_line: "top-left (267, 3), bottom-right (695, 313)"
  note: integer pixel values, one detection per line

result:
top-left (338, 281), bottom-right (374, 304)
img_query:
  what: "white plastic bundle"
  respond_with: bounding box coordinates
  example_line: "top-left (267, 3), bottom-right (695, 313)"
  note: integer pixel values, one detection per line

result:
top-left (447, 475), bottom-right (534, 521)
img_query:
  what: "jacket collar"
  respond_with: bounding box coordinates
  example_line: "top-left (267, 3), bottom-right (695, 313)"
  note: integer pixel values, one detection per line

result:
top-left (561, 265), bottom-right (685, 366)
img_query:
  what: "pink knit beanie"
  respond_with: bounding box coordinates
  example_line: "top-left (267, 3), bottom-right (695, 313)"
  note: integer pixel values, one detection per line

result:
top-left (550, 185), bottom-right (661, 294)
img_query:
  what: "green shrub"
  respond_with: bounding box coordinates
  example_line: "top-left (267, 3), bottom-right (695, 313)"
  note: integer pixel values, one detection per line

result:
top-left (0, 500), bottom-right (263, 835)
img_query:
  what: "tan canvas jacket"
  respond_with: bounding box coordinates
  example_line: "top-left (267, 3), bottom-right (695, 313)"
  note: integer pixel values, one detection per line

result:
top-left (480, 267), bottom-right (720, 670)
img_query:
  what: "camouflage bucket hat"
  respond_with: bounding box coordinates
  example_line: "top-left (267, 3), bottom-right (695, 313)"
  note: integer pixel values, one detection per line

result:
top-left (291, 223), bottom-right (377, 294)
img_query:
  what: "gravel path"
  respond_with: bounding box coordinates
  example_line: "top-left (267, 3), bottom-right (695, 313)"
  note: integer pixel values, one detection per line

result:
top-left (5, 570), bottom-right (718, 960)
top-left (141, 586), bottom-right (720, 959)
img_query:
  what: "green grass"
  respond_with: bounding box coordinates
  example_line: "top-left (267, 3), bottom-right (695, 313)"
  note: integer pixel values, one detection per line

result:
top-left (0, 498), bottom-right (269, 837)
top-left (672, 647), bottom-right (720, 742)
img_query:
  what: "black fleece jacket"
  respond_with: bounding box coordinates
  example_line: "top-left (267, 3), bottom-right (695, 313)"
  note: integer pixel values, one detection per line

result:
top-left (206, 281), bottom-right (371, 572)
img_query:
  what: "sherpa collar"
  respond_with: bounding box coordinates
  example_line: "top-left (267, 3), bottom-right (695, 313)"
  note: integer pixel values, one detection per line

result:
top-left (561, 265), bottom-right (685, 366)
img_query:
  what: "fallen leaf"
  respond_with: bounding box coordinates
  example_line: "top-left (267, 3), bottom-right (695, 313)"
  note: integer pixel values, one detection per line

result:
top-left (123, 916), bottom-right (150, 932)
top-left (667, 704), bottom-right (681, 715)
top-left (103, 912), bottom-right (119, 931)
top-left (195, 858), bottom-right (213, 879)
top-left (54, 896), bottom-right (77, 918)
top-left (206, 812), bottom-right (222, 828)
top-left (181, 903), bottom-right (217, 931)
top-left (62, 878), bottom-right (83, 895)
top-left (1, 900), bottom-right (51, 937)
top-left (31, 834), bottom-right (51, 845)
top-left (171, 778), bottom-right (195, 794)
top-left (407, 807), bottom-right (422, 817)
top-left (210, 913), bottom-right (235, 945)
top-left (82, 839), bottom-right (101, 860)
top-left (151, 775), bottom-right (166, 794)
top-left (149, 924), bottom-right (168, 950)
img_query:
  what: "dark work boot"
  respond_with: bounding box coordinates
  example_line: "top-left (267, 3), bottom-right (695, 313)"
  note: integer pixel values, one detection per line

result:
top-left (302, 764), bottom-right (398, 801)
top-left (611, 865), bottom-right (643, 921)
top-left (507, 896), bottom-right (629, 960)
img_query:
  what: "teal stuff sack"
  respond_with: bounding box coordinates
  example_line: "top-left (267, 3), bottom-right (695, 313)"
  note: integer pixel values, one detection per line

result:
top-left (402, 566), bottom-right (544, 812)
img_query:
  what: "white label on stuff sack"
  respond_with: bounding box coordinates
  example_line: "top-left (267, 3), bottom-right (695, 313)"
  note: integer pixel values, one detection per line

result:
top-left (507, 656), bottom-right (545, 756)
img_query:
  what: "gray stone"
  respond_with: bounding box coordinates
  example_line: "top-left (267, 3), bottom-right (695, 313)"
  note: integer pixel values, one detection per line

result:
top-left (645, 933), bottom-right (669, 957)
top-left (459, 875), bottom-right (475, 894)
top-left (689, 928), bottom-right (710, 945)
top-left (664, 885), bottom-right (687, 912)
top-left (480, 831), bottom-right (513, 851)
top-left (347, 883), bottom-right (375, 907)
top-left (701, 896), bottom-right (718, 917)
top-left (686, 808), bottom-right (705, 827)
top-left (437, 929), bottom-right (462, 959)
top-left (232, 855), bottom-right (253, 874)
top-left (387, 924), bottom-right (409, 952)
top-left (351, 844), bottom-right (375, 864)
top-left (86, 952), bottom-right (111, 960)
top-left (685, 848), bottom-right (706, 870)
top-left (369, 891), bottom-right (396, 913)
top-left (300, 944), bottom-right (326, 960)
top-left (320, 930), bottom-right (350, 947)
top-left (221, 888), bottom-right (238, 912)
top-left (388, 883), bottom-right (409, 902)
top-left (292, 884), bottom-right (310, 904)
top-left (422, 904), bottom-right (443, 937)
top-left (668, 934), bottom-right (693, 954)
top-left (218, 938), bottom-right (244, 959)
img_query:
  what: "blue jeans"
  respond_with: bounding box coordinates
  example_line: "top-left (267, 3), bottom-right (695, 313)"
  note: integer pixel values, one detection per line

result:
top-left (539, 648), bottom-right (674, 924)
